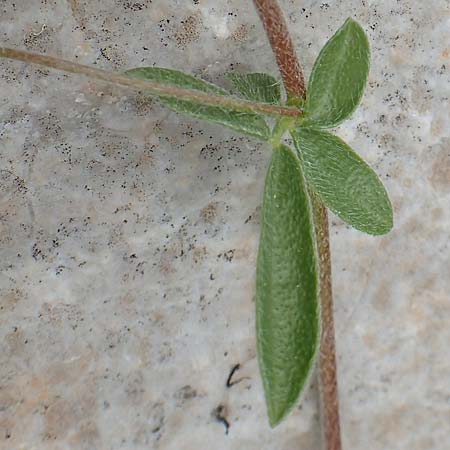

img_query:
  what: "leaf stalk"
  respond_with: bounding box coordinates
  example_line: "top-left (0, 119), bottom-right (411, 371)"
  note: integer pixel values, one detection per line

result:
top-left (269, 116), bottom-right (296, 147)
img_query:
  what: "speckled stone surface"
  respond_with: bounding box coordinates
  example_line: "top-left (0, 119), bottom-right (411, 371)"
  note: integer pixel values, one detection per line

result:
top-left (0, 1), bottom-right (449, 449)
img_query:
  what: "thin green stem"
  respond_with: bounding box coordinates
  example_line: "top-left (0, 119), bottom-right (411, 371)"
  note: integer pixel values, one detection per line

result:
top-left (268, 116), bottom-right (295, 147)
top-left (0, 46), bottom-right (302, 119)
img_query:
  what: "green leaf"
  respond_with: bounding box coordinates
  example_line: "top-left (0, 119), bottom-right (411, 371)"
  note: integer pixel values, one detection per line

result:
top-left (292, 128), bottom-right (393, 235)
top-left (256, 144), bottom-right (320, 427)
top-left (227, 72), bottom-right (282, 104)
top-left (302, 18), bottom-right (370, 128)
top-left (126, 67), bottom-right (270, 140)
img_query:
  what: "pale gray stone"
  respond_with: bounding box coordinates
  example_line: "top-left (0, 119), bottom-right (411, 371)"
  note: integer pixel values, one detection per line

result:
top-left (0, 1), bottom-right (449, 449)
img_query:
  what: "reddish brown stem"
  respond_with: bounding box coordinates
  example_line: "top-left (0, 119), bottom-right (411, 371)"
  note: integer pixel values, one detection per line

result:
top-left (253, 0), bottom-right (306, 99)
top-left (312, 196), bottom-right (341, 450)
top-left (252, 1), bottom-right (342, 449)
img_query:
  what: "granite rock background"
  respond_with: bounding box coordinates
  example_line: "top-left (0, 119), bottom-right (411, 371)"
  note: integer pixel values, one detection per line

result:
top-left (1, 1), bottom-right (449, 449)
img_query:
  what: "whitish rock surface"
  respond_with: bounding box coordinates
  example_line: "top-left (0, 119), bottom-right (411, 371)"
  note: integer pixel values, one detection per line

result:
top-left (1, 1), bottom-right (449, 449)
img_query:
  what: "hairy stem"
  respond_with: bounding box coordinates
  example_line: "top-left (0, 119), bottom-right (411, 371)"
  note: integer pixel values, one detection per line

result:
top-left (311, 195), bottom-right (341, 450)
top-left (0, 46), bottom-right (301, 119)
top-left (252, 1), bottom-right (342, 449)
top-left (253, 0), bottom-right (306, 99)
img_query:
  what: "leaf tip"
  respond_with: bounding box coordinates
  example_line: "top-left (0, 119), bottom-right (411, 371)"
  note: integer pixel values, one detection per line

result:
top-left (374, 213), bottom-right (394, 236)
top-left (225, 71), bottom-right (237, 82)
top-left (267, 402), bottom-right (290, 428)
top-left (364, 207), bottom-right (394, 236)
top-left (343, 17), bottom-right (362, 30)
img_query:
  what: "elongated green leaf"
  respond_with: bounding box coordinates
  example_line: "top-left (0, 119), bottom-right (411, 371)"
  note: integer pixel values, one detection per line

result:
top-left (302, 18), bottom-right (370, 128)
top-left (292, 128), bottom-right (393, 235)
top-left (256, 144), bottom-right (319, 427)
top-left (227, 72), bottom-right (282, 104)
top-left (126, 67), bottom-right (270, 140)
